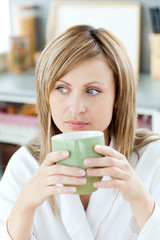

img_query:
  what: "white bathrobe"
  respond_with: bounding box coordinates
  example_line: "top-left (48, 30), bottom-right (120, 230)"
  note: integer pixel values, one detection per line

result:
top-left (0, 139), bottom-right (160, 240)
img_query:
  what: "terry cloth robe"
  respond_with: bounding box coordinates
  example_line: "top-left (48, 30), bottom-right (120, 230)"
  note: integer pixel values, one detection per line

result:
top-left (0, 138), bottom-right (160, 239)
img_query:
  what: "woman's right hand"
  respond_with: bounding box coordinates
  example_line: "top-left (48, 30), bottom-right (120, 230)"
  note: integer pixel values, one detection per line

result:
top-left (19, 150), bottom-right (86, 210)
top-left (7, 150), bottom-right (86, 240)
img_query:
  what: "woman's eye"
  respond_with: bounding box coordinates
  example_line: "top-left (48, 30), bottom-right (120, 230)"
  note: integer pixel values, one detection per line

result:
top-left (87, 89), bottom-right (101, 95)
top-left (56, 86), bottom-right (68, 93)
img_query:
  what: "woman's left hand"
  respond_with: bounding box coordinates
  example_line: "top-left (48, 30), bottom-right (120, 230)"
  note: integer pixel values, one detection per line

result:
top-left (84, 144), bottom-right (155, 229)
top-left (85, 144), bottom-right (143, 202)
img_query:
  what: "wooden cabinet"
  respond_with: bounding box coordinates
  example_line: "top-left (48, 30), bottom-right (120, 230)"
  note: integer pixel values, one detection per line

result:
top-left (0, 142), bottom-right (19, 172)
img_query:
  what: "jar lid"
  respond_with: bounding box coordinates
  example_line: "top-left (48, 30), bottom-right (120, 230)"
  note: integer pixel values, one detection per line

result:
top-left (13, 4), bottom-right (38, 10)
top-left (9, 35), bottom-right (29, 40)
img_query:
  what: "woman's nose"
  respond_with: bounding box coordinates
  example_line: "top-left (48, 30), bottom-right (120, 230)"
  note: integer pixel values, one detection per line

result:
top-left (68, 94), bottom-right (87, 115)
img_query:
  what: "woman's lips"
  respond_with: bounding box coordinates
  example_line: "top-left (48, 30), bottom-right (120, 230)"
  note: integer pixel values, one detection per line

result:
top-left (65, 120), bottom-right (89, 129)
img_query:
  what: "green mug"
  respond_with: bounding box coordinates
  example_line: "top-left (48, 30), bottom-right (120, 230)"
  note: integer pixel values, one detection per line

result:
top-left (51, 131), bottom-right (105, 194)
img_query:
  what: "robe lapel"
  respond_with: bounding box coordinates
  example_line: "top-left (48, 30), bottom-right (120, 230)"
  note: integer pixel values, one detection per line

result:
top-left (86, 179), bottom-right (120, 238)
top-left (58, 194), bottom-right (94, 240)
top-left (85, 137), bottom-right (120, 238)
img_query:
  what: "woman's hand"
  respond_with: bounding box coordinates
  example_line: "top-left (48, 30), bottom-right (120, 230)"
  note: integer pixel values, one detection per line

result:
top-left (20, 150), bottom-right (86, 210)
top-left (7, 151), bottom-right (86, 240)
top-left (85, 145), bottom-right (143, 202)
top-left (84, 145), bottom-right (155, 229)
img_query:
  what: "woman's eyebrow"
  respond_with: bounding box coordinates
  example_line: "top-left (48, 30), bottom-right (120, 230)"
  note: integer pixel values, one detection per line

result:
top-left (56, 80), bottom-right (71, 86)
top-left (57, 80), bottom-right (105, 87)
top-left (84, 81), bottom-right (105, 87)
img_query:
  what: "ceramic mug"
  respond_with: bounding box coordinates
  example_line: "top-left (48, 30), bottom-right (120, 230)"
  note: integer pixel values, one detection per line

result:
top-left (51, 131), bottom-right (105, 194)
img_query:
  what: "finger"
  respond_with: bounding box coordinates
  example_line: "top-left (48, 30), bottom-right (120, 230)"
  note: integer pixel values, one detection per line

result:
top-left (46, 175), bottom-right (87, 186)
top-left (84, 156), bottom-right (125, 169)
top-left (87, 167), bottom-right (128, 180)
top-left (47, 164), bottom-right (86, 177)
top-left (43, 151), bottom-right (69, 166)
top-left (46, 185), bottom-right (77, 195)
top-left (94, 145), bottom-right (124, 160)
top-left (93, 179), bottom-right (124, 189)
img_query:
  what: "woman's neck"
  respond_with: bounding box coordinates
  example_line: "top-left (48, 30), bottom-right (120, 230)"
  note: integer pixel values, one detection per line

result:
top-left (80, 193), bottom-right (91, 210)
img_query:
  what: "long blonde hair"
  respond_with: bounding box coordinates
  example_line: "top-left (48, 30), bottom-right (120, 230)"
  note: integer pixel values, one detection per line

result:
top-left (26, 25), bottom-right (160, 213)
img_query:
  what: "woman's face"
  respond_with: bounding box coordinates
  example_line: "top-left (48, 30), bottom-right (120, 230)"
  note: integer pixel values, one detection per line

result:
top-left (49, 55), bottom-right (115, 143)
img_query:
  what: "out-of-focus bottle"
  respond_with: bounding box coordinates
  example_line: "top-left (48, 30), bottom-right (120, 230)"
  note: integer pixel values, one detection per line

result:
top-left (8, 35), bottom-right (29, 73)
top-left (13, 5), bottom-right (38, 66)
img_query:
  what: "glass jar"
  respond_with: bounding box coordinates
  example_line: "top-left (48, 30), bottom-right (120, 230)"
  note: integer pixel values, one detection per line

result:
top-left (8, 35), bottom-right (29, 73)
top-left (13, 5), bottom-right (38, 66)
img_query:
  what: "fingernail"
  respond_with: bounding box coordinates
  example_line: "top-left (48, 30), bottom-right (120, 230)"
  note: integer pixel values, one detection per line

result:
top-left (84, 159), bottom-right (92, 165)
top-left (78, 178), bottom-right (86, 184)
top-left (87, 168), bottom-right (93, 172)
top-left (78, 169), bottom-right (85, 176)
top-left (87, 168), bottom-right (93, 175)
top-left (95, 145), bottom-right (101, 150)
top-left (61, 151), bottom-right (69, 157)
top-left (69, 187), bottom-right (77, 193)
top-left (93, 182), bottom-right (99, 188)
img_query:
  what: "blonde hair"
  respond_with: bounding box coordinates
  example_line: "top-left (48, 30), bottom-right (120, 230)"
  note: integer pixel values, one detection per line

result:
top-left (26, 25), bottom-right (160, 213)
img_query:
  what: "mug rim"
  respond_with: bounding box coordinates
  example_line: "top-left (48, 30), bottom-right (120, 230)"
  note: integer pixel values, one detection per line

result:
top-left (51, 130), bottom-right (104, 141)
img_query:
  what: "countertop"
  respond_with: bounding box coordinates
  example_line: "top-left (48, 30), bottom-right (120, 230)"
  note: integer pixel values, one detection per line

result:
top-left (0, 68), bottom-right (36, 104)
top-left (137, 73), bottom-right (160, 110)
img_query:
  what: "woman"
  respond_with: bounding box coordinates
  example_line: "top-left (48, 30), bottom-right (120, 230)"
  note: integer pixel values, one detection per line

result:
top-left (0, 25), bottom-right (160, 240)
